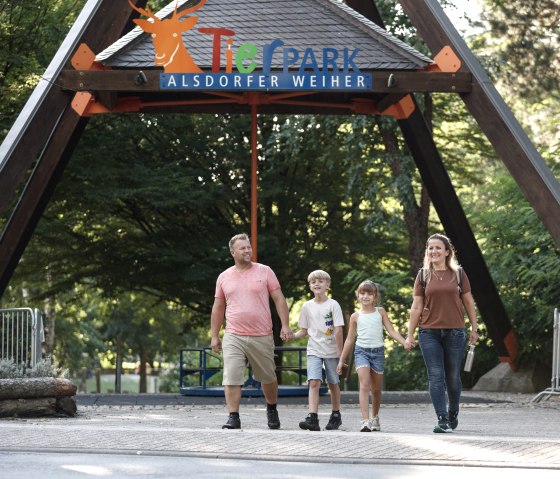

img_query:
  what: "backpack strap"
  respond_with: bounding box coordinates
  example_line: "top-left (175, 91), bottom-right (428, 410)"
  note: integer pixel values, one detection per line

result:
top-left (419, 267), bottom-right (463, 294)
top-left (456, 267), bottom-right (463, 295)
top-left (418, 268), bottom-right (426, 289)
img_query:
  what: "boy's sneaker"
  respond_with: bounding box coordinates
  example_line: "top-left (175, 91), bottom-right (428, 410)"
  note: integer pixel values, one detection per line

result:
top-left (433, 416), bottom-right (453, 433)
top-left (222, 413), bottom-right (241, 429)
top-left (360, 419), bottom-right (372, 432)
top-left (369, 415), bottom-right (381, 431)
top-left (267, 408), bottom-right (281, 429)
top-left (449, 410), bottom-right (459, 430)
top-left (299, 413), bottom-right (320, 431)
top-left (325, 411), bottom-right (342, 430)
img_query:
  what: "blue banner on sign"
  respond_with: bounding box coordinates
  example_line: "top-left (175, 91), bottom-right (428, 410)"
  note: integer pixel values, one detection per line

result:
top-left (160, 72), bottom-right (372, 91)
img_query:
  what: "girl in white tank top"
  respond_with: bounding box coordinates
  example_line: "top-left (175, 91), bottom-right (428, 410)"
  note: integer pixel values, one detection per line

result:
top-left (337, 280), bottom-right (407, 432)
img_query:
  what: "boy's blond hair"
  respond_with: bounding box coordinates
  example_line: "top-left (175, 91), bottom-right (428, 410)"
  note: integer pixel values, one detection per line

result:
top-left (307, 270), bottom-right (331, 285)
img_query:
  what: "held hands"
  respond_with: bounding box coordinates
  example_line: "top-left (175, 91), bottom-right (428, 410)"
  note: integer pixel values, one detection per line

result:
top-left (336, 360), bottom-right (346, 375)
top-left (404, 337), bottom-right (416, 351)
top-left (280, 326), bottom-right (294, 341)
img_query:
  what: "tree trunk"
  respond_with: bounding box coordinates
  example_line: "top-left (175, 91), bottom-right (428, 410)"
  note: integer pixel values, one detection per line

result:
top-left (115, 342), bottom-right (122, 394)
top-left (44, 270), bottom-right (55, 355)
top-left (0, 396), bottom-right (76, 417)
top-left (139, 346), bottom-right (147, 393)
top-left (0, 377), bottom-right (76, 399)
top-left (375, 116), bottom-right (430, 275)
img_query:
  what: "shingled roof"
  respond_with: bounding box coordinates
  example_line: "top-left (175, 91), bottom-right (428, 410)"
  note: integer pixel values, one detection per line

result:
top-left (96, 0), bottom-right (432, 70)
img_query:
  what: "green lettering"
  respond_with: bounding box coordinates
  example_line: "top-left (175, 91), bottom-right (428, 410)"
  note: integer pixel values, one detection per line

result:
top-left (236, 43), bottom-right (258, 73)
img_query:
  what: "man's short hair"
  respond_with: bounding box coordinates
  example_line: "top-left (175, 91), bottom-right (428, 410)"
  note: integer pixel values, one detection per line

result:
top-left (229, 233), bottom-right (250, 251)
top-left (307, 269), bottom-right (331, 285)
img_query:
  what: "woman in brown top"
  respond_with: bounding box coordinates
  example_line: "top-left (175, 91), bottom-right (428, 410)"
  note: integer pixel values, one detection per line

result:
top-left (405, 234), bottom-right (479, 433)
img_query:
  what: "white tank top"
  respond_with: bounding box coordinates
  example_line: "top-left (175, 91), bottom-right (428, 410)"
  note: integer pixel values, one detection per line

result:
top-left (355, 308), bottom-right (384, 348)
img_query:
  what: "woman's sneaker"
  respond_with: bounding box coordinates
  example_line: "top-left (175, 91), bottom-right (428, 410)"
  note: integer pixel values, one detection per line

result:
top-left (433, 415), bottom-right (453, 433)
top-left (369, 415), bottom-right (381, 431)
top-left (449, 410), bottom-right (459, 430)
top-left (325, 411), bottom-right (342, 430)
top-left (360, 419), bottom-right (372, 432)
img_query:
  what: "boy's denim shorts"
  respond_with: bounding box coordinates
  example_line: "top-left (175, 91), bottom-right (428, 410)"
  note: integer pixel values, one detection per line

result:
top-left (306, 355), bottom-right (340, 385)
top-left (354, 345), bottom-right (385, 374)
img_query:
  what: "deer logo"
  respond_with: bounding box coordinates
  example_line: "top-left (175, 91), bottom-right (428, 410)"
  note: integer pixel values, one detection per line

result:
top-left (129, 0), bottom-right (207, 73)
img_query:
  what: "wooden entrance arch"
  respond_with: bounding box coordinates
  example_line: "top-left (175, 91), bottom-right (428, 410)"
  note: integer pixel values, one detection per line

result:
top-left (1, 0), bottom-right (559, 366)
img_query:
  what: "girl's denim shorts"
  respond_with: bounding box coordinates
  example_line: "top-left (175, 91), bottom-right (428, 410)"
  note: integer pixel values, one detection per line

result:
top-left (354, 345), bottom-right (385, 374)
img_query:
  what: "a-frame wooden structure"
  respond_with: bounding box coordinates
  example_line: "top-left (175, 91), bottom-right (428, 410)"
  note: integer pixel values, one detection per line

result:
top-left (1, 0), bottom-right (559, 366)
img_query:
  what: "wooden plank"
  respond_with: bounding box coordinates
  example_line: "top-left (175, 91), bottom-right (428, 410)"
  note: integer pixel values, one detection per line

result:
top-left (58, 69), bottom-right (472, 94)
top-left (399, 0), bottom-right (560, 246)
top-left (398, 109), bottom-right (516, 360)
top-left (0, 1), bottom-right (144, 297)
top-left (349, 0), bottom-right (516, 362)
top-left (0, 0), bottom-right (144, 216)
top-left (0, 108), bottom-right (88, 296)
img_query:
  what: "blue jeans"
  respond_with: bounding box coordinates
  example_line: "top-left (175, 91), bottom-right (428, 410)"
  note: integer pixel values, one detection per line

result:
top-left (418, 328), bottom-right (466, 419)
top-left (354, 345), bottom-right (385, 374)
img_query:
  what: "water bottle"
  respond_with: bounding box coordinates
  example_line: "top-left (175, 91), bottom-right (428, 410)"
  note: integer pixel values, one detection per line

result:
top-left (464, 344), bottom-right (475, 372)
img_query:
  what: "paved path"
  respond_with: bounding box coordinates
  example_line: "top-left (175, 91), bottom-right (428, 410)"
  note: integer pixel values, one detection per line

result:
top-left (1, 391), bottom-right (559, 469)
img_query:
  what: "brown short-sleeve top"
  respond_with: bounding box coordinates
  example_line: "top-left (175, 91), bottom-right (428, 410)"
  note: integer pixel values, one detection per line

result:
top-left (413, 269), bottom-right (471, 329)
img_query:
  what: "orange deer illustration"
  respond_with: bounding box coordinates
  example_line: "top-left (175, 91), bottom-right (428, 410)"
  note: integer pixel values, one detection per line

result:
top-left (128, 0), bottom-right (207, 73)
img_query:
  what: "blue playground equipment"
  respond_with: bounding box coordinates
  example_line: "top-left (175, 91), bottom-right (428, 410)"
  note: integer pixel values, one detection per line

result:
top-left (179, 346), bottom-right (327, 397)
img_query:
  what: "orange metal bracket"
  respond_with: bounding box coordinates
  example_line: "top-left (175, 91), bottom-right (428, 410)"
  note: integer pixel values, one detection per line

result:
top-left (380, 95), bottom-right (415, 119)
top-left (499, 329), bottom-right (519, 370)
top-left (425, 45), bottom-right (462, 73)
top-left (71, 92), bottom-right (94, 116)
top-left (71, 43), bottom-right (109, 71)
top-left (71, 92), bottom-right (142, 117)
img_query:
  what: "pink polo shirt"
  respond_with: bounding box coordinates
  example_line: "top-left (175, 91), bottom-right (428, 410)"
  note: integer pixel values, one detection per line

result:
top-left (214, 262), bottom-right (281, 336)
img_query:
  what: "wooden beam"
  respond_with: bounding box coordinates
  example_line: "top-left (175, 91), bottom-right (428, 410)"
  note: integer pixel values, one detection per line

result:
top-left (399, 0), bottom-right (560, 246)
top-left (398, 109), bottom-right (516, 361)
top-left (58, 69), bottom-right (472, 94)
top-left (0, 110), bottom-right (87, 296)
top-left (0, 0), bottom-right (145, 216)
top-left (0, 0), bottom-right (145, 298)
top-left (349, 0), bottom-right (516, 363)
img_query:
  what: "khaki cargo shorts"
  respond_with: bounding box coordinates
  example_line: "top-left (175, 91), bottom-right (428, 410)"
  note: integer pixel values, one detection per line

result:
top-left (222, 333), bottom-right (277, 385)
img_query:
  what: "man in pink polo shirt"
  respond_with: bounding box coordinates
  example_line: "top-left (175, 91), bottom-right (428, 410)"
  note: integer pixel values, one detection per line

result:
top-left (211, 233), bottom-right (293, 429)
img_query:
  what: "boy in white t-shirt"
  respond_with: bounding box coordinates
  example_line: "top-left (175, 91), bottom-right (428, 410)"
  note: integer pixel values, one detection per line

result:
top-left (291, 270), bottom-right (345, 431)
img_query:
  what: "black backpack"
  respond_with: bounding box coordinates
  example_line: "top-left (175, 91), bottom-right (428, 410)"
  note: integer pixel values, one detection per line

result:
top-left (418, 267), bottom-right (463, 295)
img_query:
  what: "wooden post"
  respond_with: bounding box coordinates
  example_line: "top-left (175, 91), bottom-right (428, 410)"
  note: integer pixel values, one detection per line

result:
top-left (251, 100), bottom-right (258, 261)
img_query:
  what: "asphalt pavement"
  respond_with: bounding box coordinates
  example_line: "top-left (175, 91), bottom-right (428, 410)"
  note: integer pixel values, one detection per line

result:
top-left (1, 390), bottom-right (559, 470)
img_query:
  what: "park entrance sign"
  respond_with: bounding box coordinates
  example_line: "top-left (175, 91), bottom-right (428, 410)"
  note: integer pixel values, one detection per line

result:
top-left (1, 0), bottom-right (560, 367)
top-left (128, 0), bottom-right (372, 91)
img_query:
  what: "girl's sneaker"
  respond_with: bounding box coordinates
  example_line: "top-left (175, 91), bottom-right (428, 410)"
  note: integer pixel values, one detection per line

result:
top-left (360, 419), bottom-right (372, 432)
top-left (369, 415), bottom-right (381, 431)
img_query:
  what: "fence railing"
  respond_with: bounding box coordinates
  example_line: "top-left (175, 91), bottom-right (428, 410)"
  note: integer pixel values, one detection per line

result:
top-left (0, 308), bottom-right (44, 368)
top-left (531, 308), bottom-right (560, 403)
top-left (179, 346), bottom-right (324, 397)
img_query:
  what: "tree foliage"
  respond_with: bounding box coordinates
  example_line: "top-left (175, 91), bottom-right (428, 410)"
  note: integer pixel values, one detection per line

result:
top-left (0, 0), bottom-right (86, 139)
top-left (1, 0), bottom-right (559, 389)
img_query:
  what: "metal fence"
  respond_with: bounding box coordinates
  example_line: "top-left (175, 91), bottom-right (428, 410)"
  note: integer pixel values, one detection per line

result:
top-left (0, 308), bottom-right (44, 368)
top-left (532, 308), bottom-right (560, 403)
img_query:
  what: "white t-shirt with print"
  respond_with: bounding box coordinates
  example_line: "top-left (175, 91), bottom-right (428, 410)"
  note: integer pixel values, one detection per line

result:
top-left (298, 298), bottom-right (345, 358)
